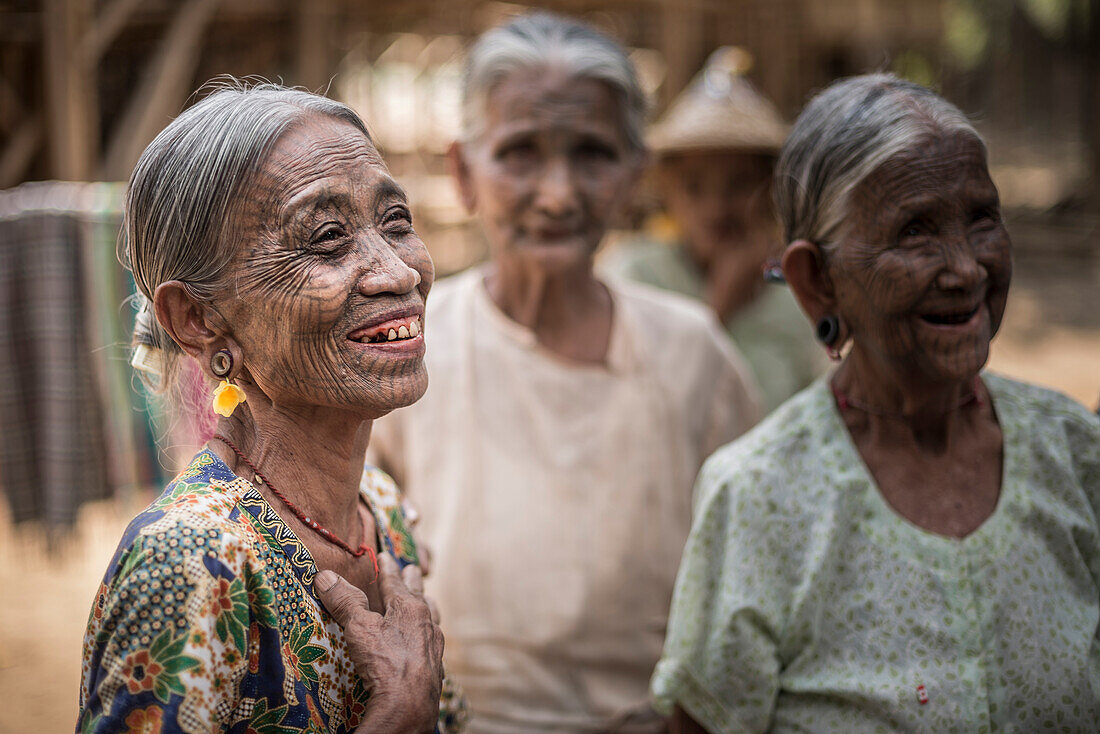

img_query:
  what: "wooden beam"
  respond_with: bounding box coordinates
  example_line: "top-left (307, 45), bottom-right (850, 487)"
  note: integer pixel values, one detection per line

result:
top-left (657, 0), bottom-right (705, 111)
top-left (0, 115), bottom-right (42, 188)
top-left (101, 0), bottom-right (221, 181)
top-left (42, 0), bottom-right (97, 180)
top-left (296, 0), bottom-right (338, 92)
top-left (80, 0), bottom-right (145, 66)
top-left (0, 71), bottom-right (26, 135)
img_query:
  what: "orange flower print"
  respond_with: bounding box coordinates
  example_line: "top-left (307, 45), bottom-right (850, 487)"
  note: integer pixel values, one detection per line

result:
top-left (307, 697), bottom-right (325, 728)
top-left (121, 650), bottom-right (164, 695)
top-left (281, 642), bottom-right (301, 677)
top-left (123, 706), bottom-right (163, 734)
top-left (212, 578), bottom-right (235, 614)
top-left (346, 700), bottom-right (367, 728)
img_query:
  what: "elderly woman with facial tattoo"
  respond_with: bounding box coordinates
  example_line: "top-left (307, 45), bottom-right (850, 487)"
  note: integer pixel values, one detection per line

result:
top-left (367, 12), bottom-right (761, 734)
top-left (652, 74), bottom-right (1100, 733)
top-left (77, 84), bottom-right (466, 733)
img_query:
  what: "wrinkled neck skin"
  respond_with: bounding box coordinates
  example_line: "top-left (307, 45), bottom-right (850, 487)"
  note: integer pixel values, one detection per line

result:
top-left (210, 388), bottom-right (371, 543)
top-left (832, 347), bottom-right (986, 452)
top-left (484, 254), bottom-right (612, 363)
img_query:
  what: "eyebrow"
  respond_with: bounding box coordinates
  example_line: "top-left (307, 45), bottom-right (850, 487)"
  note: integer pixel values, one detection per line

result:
top-left (280, 177), bottom-right (409, 227)
top-left (370, 178), bottom-right (409, 212)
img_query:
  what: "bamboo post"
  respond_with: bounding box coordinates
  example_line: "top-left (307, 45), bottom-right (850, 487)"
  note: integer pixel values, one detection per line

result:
top-left (42, 0), bottom-right (97, 181)
top-left (100, 0), bottom-right (221, 181)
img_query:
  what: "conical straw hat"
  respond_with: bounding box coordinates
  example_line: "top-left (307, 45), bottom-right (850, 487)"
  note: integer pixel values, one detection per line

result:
top-left (648, 47), bottom-right (789, 155)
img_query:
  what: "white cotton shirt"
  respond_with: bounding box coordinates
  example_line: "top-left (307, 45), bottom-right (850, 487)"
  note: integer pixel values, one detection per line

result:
top-left (368, 266), bottom-right (761, 733)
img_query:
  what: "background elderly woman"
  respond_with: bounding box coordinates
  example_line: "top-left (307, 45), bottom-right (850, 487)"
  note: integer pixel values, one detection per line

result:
top-left (602, 47), bottom-right (824, 413)
top-left (367, 12), bottom-right (760, 733)
top-left (652, 73), bottom-right (1100, 732)
top-left (78, 83), bottom-right (464, 733)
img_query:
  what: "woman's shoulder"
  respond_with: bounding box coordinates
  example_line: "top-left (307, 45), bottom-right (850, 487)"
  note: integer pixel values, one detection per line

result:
top-left (608, 278), bottom-right (737, 370)
top-left (985, 372), bottom-right (1100, 430)
top-left (698, 379), bottom-right (838, 502)
top-left (985, 373), bottom-right (1100, 502)
top-left (102, 450), bottom-right (261, 587)
top-left (608, 275), bottom-right (715, 328)
top-left (986, 372), bottom-right (1100, 462)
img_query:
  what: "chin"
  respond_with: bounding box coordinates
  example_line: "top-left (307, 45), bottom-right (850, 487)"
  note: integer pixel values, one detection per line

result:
top-left (354, 368), bottom-right (429, 418)
top-left (515, 238), bottom-right (597, 272)
top-left (388, 369), bottom-right (429, 409)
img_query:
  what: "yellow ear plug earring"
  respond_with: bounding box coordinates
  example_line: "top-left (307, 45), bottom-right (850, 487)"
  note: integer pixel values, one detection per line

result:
top-left (210, 349), bottom-right (246, 417)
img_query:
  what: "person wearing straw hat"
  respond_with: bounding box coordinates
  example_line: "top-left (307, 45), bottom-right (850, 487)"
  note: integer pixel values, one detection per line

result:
top-left (602, 48), bottom-right (826, 414)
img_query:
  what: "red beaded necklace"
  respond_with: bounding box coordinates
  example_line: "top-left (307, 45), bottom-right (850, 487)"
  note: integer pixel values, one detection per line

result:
top-left (212, 434), bottom-right (379, 575)
top-left (831, 376), bottom-right (983, 418)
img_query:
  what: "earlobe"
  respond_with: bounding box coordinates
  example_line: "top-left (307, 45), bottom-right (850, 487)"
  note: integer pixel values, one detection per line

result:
top-left (446, 141), bottom-right (477, 213)
top-left (783, 240), bottom-right (848, 357)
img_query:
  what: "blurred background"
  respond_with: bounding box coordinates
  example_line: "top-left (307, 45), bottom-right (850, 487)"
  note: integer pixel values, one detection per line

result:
top-left (0, 0), bottom-right (1097, 730)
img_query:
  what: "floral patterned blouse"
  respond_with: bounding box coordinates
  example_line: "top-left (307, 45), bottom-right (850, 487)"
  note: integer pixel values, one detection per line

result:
top-left (652, 374), bottom-right (1100, 732)
top-left (77, 448), bottom-right (466, 734)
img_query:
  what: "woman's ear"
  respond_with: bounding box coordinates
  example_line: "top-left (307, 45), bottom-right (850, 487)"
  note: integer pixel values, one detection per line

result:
top-left (782, 239), bottom-right (837, 327)
top-left (153, 281), bottom-right (228, 368)
top-left (446, 141), bottom-right (477, 214)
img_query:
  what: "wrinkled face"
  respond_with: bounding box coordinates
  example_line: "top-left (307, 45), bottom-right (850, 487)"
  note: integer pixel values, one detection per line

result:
top-left (830, 130), bottom-right (1012, 385)
top-left (218, 115), bottom-right (433, 417)
top-left (461, 67), bottom-right (642, 272)
top-left (659, 151), bottom-right (776, 265)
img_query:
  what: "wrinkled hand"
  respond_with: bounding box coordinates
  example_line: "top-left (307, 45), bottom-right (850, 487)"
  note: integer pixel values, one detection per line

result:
top-left (316, 554), bottom-right (444, 734)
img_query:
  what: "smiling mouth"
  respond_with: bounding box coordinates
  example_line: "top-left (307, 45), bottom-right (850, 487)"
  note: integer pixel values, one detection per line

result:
top-left (348, 316), bottom-right (422, 344)
top-left (920, 306), bottom-right (979, 326)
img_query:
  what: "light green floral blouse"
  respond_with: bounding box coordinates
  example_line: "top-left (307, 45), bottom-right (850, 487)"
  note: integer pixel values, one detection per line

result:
top-left (652, 373), bottom-right (1100, 733)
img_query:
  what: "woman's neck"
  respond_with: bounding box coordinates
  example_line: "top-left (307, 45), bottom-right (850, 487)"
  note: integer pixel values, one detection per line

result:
top-left (211, 402), bottom-right (370, 542)
top-left (831, 350), bottom-right (985, 451)
top-left (484, 257), bottom-right (612, 364)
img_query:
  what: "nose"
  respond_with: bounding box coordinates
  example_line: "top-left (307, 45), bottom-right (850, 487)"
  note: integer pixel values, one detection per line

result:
top-left (935, 234), bottom-right (984, 291)
top-left (355, 235), bottom-right (422, 296)
top-left (534, 157), bottom-right (580, 218)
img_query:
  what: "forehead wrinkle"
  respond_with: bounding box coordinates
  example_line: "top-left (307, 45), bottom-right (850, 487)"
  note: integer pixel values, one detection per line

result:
top-left (275, 160), bottom-right (400, 230)
top-left (485, 73), bottom-right (627, 144)
top-left (858, 151), bottom-right (988, 220)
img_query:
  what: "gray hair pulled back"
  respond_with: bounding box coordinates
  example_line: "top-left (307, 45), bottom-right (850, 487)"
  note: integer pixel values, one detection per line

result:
top-left (460, 11), bottom-right (647, 151)
top-left (126, 79), bottom-right (371, 390)
top-left (774, 73), bottom-right (982, 252)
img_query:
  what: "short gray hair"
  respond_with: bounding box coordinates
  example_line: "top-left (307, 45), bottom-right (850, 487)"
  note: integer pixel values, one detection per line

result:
top-left (460, 11), bottom-right (647, 151)
top-left (126, 78), bottom-right (372, 390)
top-left (774, 73), bottom-right (982, 251)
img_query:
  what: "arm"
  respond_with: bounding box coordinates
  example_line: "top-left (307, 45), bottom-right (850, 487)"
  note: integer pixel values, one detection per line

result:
top-left (315, 554), bottom-right (444, 734)
top-left (78, 533), bottom-right (250, 733)
top-left (652, 450), bottom-right (785, 734)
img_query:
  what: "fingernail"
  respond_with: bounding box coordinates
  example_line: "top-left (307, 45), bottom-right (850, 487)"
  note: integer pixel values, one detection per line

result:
top-left (379, 553), bottom-right (395, 569)
top-left (315, 570), bottom-right (338, 593)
